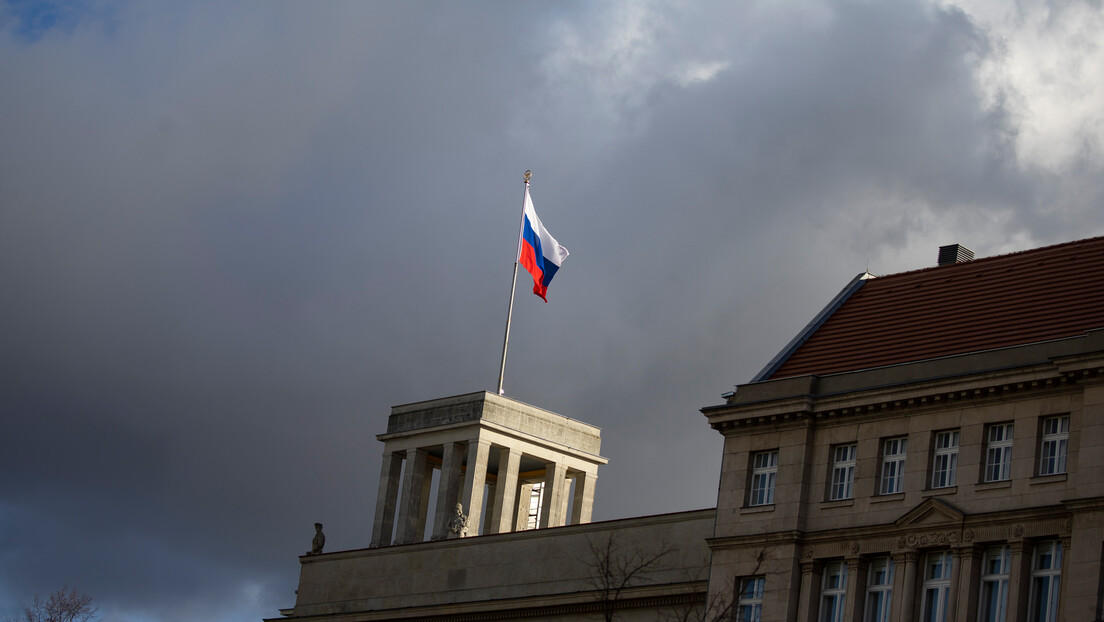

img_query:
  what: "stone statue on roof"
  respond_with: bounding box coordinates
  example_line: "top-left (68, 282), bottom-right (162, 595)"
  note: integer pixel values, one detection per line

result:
top-left (447, 503), bottom-right (468, 538)
top-left (308, 522), bottom-right (325, 555)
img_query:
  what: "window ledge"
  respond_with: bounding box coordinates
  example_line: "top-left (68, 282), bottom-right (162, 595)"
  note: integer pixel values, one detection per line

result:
top-left (976, 480), bottom-right (1012, 491)
top-left (741, 504), bottom-right (775, 515)
top-left (922, 486), bottom-right (957, 497)
top-left (820, 499), bottom-right (855, 509)
top-left (1030, 473), bottom-right (1067, 485)
top-left (871, 492), bottom-right (905, 504)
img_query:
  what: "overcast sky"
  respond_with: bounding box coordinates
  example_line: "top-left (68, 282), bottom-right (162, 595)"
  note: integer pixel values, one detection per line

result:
top-left (2, 1), bottom-right (1104, 620)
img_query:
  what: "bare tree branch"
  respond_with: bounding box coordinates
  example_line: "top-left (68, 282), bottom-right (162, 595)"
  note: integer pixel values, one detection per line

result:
top-left (7, 587), bottom-right (97, 622)
top-left (585, 533), bottom-right (677, 622)
top-left (658, 590), bottom-right (734, 622)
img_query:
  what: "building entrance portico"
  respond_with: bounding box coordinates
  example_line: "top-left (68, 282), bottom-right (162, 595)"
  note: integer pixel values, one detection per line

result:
top-left (369, 391), bottom-right (606, 547)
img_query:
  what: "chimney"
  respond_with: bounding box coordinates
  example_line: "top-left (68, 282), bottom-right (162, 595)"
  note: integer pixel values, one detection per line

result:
top-left (938, 244), bottom-right (974, 266)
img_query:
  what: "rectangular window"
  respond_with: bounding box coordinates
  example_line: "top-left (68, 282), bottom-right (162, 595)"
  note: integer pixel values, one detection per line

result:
top-left (1038, 416), bottom-right (1069, 476)
top-left (863, 557), bottom-right (894, 622)
top-left (735, 576), bottom-right (764, 622)
top-left (978, 546), bottom-right (1010, 622)
top-left (819, 561), bottom-right (848, 622)
top-left (931, 431), bottom-right (959, 489)
top-left (921, 551), bottom-right (953, 622)
top-left (1029, 541), bottom-right (1063, 622)
top-left (749, 451), bottom-right (779, 506)
top-left (984, 424), bottom-right (1014, 482)
top-left (880, 437), bottom-right (907, 495)
top-left (525, 481), bottom-right (544, 530)
top-left (829, 444), bottom-right (857, 501)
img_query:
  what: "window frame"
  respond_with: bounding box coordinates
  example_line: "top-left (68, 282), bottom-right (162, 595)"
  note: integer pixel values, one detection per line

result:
top-left (863, 557), bottom-right (894, 622)
top-left (818, 560), bottom-right (848, 622)
top-left (524, 481), bottom-right (544, 530)
top-left (748, 450), bottom-right (779, 507)
top-left (1029, 541), bottom-right (1063, 622)
top-left (921, 551), bottom-right (953, 622)
top-left (984, 423), bottom-right (1014, 483)
top-left (930, 430), bottom-right (960, 489)
top-left (978, 545), bottom-right (1011, 622)
top-left (829, 444), bottom-right (857, 501)
top-left (1038, 416), bottom-right (1069, 476)
top-left (734, 575), bottom-right (765, 622)
top-left (879, 437), bottom-right (908, 495)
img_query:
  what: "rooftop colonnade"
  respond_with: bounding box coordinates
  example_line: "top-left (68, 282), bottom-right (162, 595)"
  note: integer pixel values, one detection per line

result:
top-left (369, 391), bottom-right (607, 546)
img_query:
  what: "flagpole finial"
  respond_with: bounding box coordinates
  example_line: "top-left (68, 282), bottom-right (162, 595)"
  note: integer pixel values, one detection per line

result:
top-left (524, 170), bottom-right (532, 184)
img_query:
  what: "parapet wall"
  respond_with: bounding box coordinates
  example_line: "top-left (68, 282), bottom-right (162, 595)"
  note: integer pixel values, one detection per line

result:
top-left (287, 509), bottom-right (714, 619)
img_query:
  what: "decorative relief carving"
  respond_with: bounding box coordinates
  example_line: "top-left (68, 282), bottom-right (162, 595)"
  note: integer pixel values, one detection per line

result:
top-left (849, 541), bottom-right (861, 554)
top-left (902, 530), bottom-right (961, 549)
top-left (963, 529), bottom-right (975, 542)
top-left (802, 548), bottom-right (815, 559)
top-left (1013, 524), bottom-right (1025, 537)
top-left (1063, 519), bottom-right (1073, 534)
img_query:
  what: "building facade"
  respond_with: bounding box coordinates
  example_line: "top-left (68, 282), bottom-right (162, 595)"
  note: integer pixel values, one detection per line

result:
top-left (704, 238), bottom-right (1104, 622)
top-left (271, 237), bottom-right (1104, 622)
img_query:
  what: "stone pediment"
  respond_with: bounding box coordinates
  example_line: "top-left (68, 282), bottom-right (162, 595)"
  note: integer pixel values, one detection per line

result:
top-left (894, 498), bottom-right (965, 528)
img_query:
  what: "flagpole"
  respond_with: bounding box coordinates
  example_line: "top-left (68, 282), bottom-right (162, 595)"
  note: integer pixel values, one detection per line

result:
top-left (497, 170), bottom-right (531, 395)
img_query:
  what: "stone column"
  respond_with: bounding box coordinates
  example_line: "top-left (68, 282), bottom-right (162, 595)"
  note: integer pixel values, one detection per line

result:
top-left (946, 547), bottom-right (963, 622)
top-left (488, 447), bottom-right (521, 534)
top-left (1006, 539), bottom-right (1031, 622)
top-left (559, 476), bottom-right (571, 522)
top-left (370, 451), bottom-right (403, 547)
top-left (483, 478), bottom-right (498, 533)
top-left (415, 464), bottom-right (432, 538)
top-left (395, 448), bottom-right (429, 544)
top-left (893, 550), bottom-right (918, 622)
top-left (571, 471), bottom-right (596, 525)
top-left (515, 482), bottom-right (534, 530)
top-left (432, 442), bottom-right (464, 540)
top-left (952, 544), bottom-right (981, 622)
top-left (796, 558), bottom-right (823, 622)
top-left (843, 556), bottom-right (865, 622)
top-left (460, 439), bottom-right (491, 536)
top-left (540, 461), bottom-right (568, 528)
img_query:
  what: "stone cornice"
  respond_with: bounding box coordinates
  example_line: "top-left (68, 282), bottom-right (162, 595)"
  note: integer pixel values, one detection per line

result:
top-left (705, 361), bottom-right (1082, 434)
top-left (705, 331), bottom-right (1104, 434)
top-left (706, 505), bottom-right (1074, 556)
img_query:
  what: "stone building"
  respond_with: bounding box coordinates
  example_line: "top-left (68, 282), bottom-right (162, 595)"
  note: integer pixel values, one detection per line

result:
top-left (270, 236), bottom-right (1104, 622)
top-left (705, 237), bottom-right (1104, 622)
top-left (273, 391), bottom-right (716, 621)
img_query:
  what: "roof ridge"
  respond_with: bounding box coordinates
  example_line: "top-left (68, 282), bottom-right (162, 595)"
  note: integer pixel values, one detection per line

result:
top-left (866, 234), bottom-right (1104, 281)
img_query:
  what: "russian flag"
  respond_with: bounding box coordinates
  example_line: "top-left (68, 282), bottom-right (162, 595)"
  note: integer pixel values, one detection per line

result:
top-left (518, 187), bottom-right (569, 302)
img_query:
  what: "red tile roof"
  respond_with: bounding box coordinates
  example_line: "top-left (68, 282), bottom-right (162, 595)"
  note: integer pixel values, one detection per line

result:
top-left (767, 236), bottom-right (1104, 379)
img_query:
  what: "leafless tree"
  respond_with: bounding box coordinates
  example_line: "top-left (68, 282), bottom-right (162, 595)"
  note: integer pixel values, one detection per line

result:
top-left (7, 587), bottom-right (97, 622)
top-left (661, 547), bottom-right (770, 622)
top-left (585, 533), bottom-right (677, 622)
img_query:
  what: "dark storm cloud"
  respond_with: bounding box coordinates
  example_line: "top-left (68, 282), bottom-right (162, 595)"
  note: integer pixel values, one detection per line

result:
top-left (2, 1), bottom-right (1103, 620)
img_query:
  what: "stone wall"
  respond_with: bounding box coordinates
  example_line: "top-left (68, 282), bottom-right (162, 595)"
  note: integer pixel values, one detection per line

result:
top-left (283, 509), bottom-right (715, 620)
